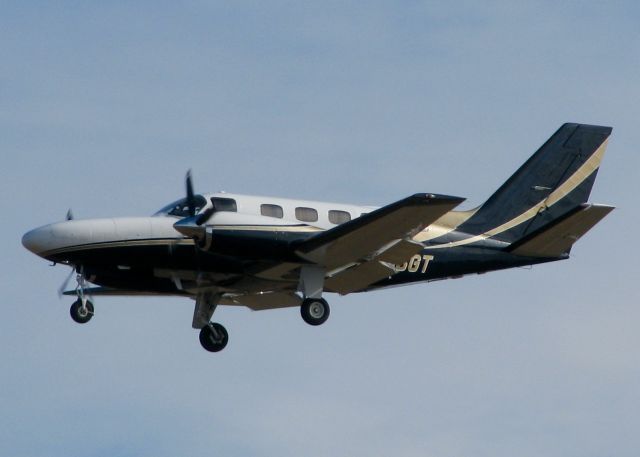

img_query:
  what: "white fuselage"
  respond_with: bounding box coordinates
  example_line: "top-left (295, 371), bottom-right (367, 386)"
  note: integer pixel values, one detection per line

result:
top-left (22, 192), bottom-right (379, 258)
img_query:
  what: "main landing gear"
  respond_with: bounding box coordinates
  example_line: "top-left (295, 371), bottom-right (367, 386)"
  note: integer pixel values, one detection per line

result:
top-left (199, 322), bottom-right (228, 352)
top-left (300, 298), bottom-right (330, 326)
top-left (193, 292), bottom-right (229, 353)
top-left (69, 270), bottom-right (94, 324)
top-left (298, 265), bottom-right (330, 326)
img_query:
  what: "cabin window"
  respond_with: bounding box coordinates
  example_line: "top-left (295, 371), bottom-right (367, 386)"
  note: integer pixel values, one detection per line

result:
top-left (261, 204), bottom-right (284, 218)
top-left (212, 197), bottom-right (237, 212)
top-left (295, 207), bottom-right (318, 222)
top-left (328, 210), bottom-right (351, 224)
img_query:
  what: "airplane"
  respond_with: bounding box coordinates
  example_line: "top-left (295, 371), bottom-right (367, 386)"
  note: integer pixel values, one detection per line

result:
top-left (22, 123), bottom-right (613, 353)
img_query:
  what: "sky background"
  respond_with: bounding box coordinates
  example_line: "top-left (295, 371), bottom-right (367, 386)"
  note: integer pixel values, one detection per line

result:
top-left (2, 1), bottom-right (639, 456)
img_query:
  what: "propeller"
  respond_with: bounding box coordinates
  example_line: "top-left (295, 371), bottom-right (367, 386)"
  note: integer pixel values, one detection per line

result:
top-left (57, 266), bottom-right (76, 298)
top-left (173, 171), bottom-right (210, 244)
top-left (186, 170), bottom-right (196, 217)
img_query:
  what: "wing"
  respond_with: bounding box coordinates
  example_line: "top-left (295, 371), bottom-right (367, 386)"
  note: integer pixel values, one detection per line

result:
top-left (66, 286), bottom-right (302, 313)
top-left (293, 193), bottom-right (465, 294)
top-left (219, 291), bottom-right (302, 310)
top-left (294, 193), bottom-right (464, 267)
top-left (62, 287), bottom-right (183, 296)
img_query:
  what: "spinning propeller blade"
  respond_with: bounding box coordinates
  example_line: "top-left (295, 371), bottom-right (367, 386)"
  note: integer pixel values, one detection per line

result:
top-left (58, 267), bottom-right (75, 298)
top-left (186, 170), bottom-right (196, 217)
top-left (173, 171), bottom-right (209, 241)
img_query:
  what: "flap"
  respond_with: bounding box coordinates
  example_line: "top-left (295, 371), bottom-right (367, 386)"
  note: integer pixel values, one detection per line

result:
top-left (325, 239), bottom-right (425, 294)
top-left (326, 261), bottom-right (395, 294)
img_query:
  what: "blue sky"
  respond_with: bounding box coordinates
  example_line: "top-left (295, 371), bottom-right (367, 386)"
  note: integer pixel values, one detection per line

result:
top-left (2, 2), bottom-right (639, 456)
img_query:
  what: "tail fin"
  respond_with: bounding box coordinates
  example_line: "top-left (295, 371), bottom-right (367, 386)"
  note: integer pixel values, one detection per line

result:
top-left (457, 123), bottom-right (612, 244)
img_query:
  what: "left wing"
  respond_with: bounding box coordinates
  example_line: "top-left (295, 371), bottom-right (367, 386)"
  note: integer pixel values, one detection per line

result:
top-left (64, 287), bottom-right (302, 311)
top-left (293, 193), bottom-right (464, 268)
top-left (293, 193), bottom-right (465, 294)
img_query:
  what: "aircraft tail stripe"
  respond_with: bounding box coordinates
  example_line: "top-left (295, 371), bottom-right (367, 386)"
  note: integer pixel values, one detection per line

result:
top-left (424, 126), bottom-right (610, 249)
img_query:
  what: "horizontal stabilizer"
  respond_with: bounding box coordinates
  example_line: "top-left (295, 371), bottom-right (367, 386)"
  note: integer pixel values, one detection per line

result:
top-left (508, 203), bottom-right (614, 257)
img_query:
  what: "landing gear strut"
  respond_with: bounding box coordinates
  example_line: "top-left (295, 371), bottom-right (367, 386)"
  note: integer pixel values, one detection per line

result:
top-left (298, 265), bottom-right (330, 326)
top-left (193, 291), bottom-right (229, 353)
top-left (70, 299), bottom-right (94, 324)
top-left (70, 270), bottom-right (94, 324)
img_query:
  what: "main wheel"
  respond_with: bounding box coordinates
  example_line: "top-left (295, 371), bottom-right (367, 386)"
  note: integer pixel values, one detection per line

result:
top-left (301, 298), bottom-right (330, 326)
top-left (199, 322), bottom-right (229, 352)
top-left (70, 299), bottom-right (94, 324)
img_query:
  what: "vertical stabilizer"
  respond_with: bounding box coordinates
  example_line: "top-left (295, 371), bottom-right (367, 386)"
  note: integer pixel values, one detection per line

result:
top-left (456, 123), bottom-right (612, 244)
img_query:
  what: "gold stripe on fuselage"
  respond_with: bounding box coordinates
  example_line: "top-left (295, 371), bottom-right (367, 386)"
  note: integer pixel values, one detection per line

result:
top-left (40, 225), bottom-right (322, 257)
top-left (41, 238), bottom-right (195, 257)
top-left (212, 225), bottom-right (322, 232)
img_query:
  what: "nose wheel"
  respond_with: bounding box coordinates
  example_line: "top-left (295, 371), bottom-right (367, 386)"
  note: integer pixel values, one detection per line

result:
top-left (70, 299), bottom-right (94, 324)
top-left (68, 268), bottom-right (94, 324)
top-left (199, 322), bottom-right (229, 352)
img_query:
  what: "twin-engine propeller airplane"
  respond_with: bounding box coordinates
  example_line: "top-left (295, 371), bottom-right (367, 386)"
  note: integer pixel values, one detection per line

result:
top-left (22, 123), bottom-right (613, 353)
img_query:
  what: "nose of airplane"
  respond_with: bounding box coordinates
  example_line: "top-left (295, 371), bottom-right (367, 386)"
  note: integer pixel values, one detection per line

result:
top-left (22, 225), bottom-right (52, 256)
top-left (23, 217), bottom-right (183, 260)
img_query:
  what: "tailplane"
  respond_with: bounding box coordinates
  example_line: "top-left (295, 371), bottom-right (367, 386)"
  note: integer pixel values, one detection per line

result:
top-left (507, 203), bottom-right (614, 257)
top-left (456, 123), bottom-right (613, 248)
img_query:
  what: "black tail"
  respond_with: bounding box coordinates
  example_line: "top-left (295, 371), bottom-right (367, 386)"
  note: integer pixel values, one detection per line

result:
top-left (457, 123), bottom-right (612, 244)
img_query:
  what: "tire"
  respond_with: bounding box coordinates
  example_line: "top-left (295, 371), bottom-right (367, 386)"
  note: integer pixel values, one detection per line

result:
top-left (300, 298), bottom-right (330, 326)
top-left (70, 299), bottom-right (94, 324)
top-left (199, 322), bottom-right (229, 352)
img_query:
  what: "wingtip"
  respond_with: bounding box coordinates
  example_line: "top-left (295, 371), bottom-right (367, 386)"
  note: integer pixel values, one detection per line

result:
top-left (411, 193), bottom-right (466, 205)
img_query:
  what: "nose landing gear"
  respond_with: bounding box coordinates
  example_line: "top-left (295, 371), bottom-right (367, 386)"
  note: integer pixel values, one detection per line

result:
top-left (70, 299), bottom-right (94, 324)
top-left (69, 270), bottom-right (94, 324)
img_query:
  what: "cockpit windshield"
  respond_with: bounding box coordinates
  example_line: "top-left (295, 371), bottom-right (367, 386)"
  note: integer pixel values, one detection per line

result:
top-left (153, 195), bottom-right (207, 218)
